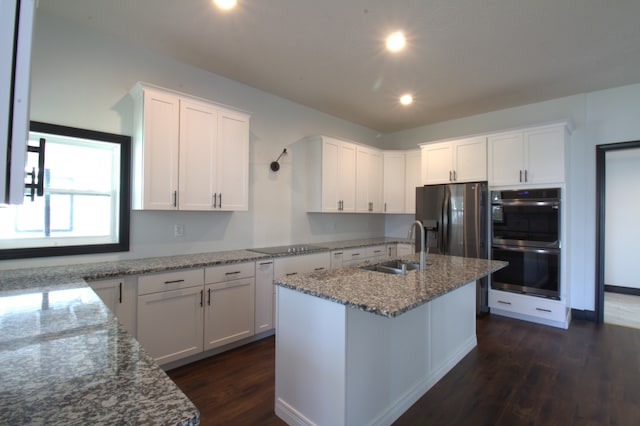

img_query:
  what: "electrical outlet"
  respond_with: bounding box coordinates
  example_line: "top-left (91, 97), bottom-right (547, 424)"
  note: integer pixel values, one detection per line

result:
top-left (174, 224), bottom-right (184, 237)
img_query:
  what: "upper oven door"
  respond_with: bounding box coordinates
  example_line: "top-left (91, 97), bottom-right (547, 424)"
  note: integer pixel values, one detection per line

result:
top-left (492, 199), bottom-right (560, 248)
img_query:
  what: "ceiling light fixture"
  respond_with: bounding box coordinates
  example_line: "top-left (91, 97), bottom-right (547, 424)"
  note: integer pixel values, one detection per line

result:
top-left (386, 31), bottom-right (406, 52)
top-left (400, 94), bottom-right (413, 106)
top-left (214, 0), bottom-right (237, 11)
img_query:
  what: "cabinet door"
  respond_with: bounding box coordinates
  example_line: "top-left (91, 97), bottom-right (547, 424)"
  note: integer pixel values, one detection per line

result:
top-left (255, 260), bottom-right (275, 333)
top-left (321, 138), bottom-right (340, 212)
top-left (524, 126), bottom-right (565, 184)
top-left (330, 251), bottom-right (344, 270)
top-left (338, 142), bottom-right (357, 212)
top-left (204, 278), bottom-right (255, 350)
top-left (369, 149), bottom-right (384, 213)
top-left (137, 286), bottom-right (204, 365)
top-left (89, 277), bottom-right (137, 337)
top-left (421, 142), bottom-right (453, 185)
top-left (355, 146), bottom-right (372, 213)
top-left (178, 99), bottom-right (218, 210)
top-left (383, 151), bottom-right (406, 213)
top-left (404, 150), bottom-right (421, 214)
top-left (140, 88), bottom-right (180, 210)
top-left (217, 109), bottom-right (250, 211)
top-left (454, 137), bottom-right (487, 182)
top-left (488, 132), bottom-right (524, 186)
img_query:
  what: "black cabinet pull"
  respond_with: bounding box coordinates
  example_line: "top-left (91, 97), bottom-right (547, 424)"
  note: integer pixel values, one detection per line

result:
top-left (208, 288), bottom-right (212, 306)
top-left (536, 307), bottom-right (552, 313)
top-left (164, 279), bottom-right (185, 284)
top-left (118, 282), bottom-right (123, 304)
top-left (200, 290), bottom-right (203, 307)
top-left (498, 300), bottom-right (512, 305)
top-left (286, 272), bottom-right (298, 276)
top-left (225, 271), bottom-right (241, 276)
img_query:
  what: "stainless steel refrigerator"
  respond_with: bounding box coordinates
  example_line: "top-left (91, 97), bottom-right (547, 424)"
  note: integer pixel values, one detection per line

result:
top-left (415, 182), bottom-right (489, 316)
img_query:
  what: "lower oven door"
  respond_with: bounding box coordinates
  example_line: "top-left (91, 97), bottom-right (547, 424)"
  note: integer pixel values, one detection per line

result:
top-left (491, 245), bottom-right (560, 300)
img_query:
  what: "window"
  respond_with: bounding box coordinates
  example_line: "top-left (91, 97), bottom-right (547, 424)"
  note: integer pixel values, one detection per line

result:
top-left (0, 122), bottom-right (130, 259)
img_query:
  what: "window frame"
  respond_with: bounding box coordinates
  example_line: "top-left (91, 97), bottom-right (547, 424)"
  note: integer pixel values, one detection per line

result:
top-left (0, 121), bottom-right (131, 260)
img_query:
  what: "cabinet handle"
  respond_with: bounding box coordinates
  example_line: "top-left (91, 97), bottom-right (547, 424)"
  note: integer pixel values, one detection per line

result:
top-left (225, 271), bottom-right (241, 276)
top-left (208, 288), bottom-right (212, 306)
top-left (453, 170), bottom-right (457, 181)
top-left (519, 170), bottom-right (523, 182)
top-left (286, 272), bottom-right (298, 276)
top-left (219, 193), bottom-right (222, 209)
top-left (200, 290), bottom-right (204, 307)
top-left (173, 191), bottom-right (178, 208)
top-left (334, 251), bottom-right (343, 256)
top-left (314, 267), bottom-right (325, 271)
top-left (384, 203), bottom-right (387, 212)
top-left (118, 282), bottom-right (123, 304)
top-left (535, 307), bottom-right (552, 313)
top-left (212, 194), bottom-right (216, 208)
top-left (259, 261), bottom-right (273, 266)
top-left (498, 300), bottom-right (512, 305)
top-left (373, 250), bottom-right (382, 254)
top-left (213, 193), bottom-right (218, 208)
top-left (524, 170), bottom-right (528, 182)
top-left (164, 279), bottom-right (185, 284)
top-left (449, 170), bottom-right (452, 181)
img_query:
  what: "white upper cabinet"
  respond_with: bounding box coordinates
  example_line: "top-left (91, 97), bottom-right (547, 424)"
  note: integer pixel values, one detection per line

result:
top-left (356, 146), bottom-right (383, 213)
top-left (130, 82), bottom-right (249, 211)
top-left (382, 151), bottom-right (406, 214)
top-left (421, 136), bottom-right (486, 185)
top-left (404, 149), bottom-right (422, 214)
top-left (488, 123), bottom-right (568, 186)
top-left (307, 136), bottom-right (357, 212)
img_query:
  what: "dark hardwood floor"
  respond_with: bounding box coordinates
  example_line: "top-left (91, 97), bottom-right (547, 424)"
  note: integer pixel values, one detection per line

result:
top-left (167, 316), bottom-right (640, 426)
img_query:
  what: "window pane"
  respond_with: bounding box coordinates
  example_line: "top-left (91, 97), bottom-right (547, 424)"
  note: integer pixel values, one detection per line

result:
top-left (0, 122), bottom-right (130, 257)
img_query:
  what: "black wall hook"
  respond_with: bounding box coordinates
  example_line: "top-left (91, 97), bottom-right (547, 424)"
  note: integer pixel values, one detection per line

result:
top-left (270, 148), bottom-right (287, 172)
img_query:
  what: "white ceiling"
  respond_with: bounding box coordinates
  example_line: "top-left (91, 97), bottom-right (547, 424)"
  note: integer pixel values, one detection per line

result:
top-left (38, 0), bottom-right (640, 133)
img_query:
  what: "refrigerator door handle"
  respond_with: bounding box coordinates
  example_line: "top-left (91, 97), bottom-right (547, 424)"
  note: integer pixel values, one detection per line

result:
top-left (442, 186), bottom-right (450, 254)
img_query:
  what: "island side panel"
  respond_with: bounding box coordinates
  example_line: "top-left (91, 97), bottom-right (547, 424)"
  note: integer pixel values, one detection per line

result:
top-left (275, 286), bottom-right (347, 426)
top-left (345, 301), bottom-right (431, 426)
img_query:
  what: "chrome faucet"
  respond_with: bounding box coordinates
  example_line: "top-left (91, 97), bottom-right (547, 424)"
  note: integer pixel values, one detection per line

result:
top-left (408, 220), bottom-right (426, 271)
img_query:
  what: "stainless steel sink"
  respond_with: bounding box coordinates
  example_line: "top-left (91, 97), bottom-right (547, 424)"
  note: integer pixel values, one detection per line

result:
top-left (360, 259), bottom-right (420, 275)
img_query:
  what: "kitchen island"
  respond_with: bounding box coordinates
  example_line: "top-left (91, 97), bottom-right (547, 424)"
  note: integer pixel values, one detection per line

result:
top-left (274, 254), bottom-right (507, 426)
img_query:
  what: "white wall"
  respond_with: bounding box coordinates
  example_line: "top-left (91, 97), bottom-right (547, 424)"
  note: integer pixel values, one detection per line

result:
top-left (1, 11), bottom-right (386, 269)
top-left (605, 148), bottom-right (640, 288)
top-left (381, 84), bottom-right (640, 312)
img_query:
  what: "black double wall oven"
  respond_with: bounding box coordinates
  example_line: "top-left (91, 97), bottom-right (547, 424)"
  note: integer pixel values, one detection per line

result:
top-left (491, 188), bottom-right (561, 300)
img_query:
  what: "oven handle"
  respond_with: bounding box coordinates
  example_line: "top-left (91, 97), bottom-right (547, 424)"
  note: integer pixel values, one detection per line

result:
top-left (492, 200), bottom-right (559, 207)
top-left (492, 245), bottom-right (560, 255)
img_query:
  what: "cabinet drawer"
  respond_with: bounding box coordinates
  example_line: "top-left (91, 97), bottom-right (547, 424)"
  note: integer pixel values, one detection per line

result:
top-left (489, 289), bottom-right (566, 322)
top-left (342, 248), bottom-right (366, 264)
top-left (366, 245), bottom-right (387, 259)
top-left (205, 261), bottom-right (255, 284)
top-left (138, 269), bottom-right (204, 295)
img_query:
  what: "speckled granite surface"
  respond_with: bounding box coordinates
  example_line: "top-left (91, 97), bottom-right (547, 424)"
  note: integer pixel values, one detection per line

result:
top-left (275, 253), bottom-right (508, 318)
top-left (0, 237), bottom-right (413, 425)
top-left (0, 282), bottom-right (198, 425)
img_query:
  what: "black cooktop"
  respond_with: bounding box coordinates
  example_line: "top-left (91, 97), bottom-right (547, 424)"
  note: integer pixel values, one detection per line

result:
top-left (248, 244), bottom-right (324, 255)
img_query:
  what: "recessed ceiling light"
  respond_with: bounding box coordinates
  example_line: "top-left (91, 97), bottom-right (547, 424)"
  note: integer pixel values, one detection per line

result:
top-left (386, 31), bottom-right (406, 52)
top-left (400, 94), bottom-right (413, 106)
top-left (214, 0), bottom-right (237, 10)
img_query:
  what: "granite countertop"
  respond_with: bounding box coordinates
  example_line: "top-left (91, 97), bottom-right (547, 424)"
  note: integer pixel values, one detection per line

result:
top-left (0, 280), bottom-right (198, 425)
top-left (275, 253), bottom-right (508, 318)
top-left (0, 237), bottom-right (411, 425)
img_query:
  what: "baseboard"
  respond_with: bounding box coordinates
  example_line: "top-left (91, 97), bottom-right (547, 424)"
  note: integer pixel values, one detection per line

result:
top-left (571, 308), bottom-right (597, 322)
top-left (490, 308), bottom-right (570, 329)
top-left (605, 285), bottom-right (640, 297)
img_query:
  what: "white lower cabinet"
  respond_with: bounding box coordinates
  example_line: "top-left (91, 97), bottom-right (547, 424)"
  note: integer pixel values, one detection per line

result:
top-left (137, 275), bottom-right (205, 365)
top-left (255, 260), bottom-right (275, 333)
top-left (274, 252), bottom-right (331, 279)
top-left (89, 276), bottom-right (138, 337)
top-left (396, 243), bottom-right (414, 257)
top-left (204, 262), bottom-right (255, 350)
top-left (489, 289), bottom-right (569, 328)
top-left (137, 264), bottom-right (257, 365)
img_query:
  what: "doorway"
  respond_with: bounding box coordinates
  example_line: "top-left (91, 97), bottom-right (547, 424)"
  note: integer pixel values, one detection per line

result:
top-left (595, 141), bottom-right (640, 326)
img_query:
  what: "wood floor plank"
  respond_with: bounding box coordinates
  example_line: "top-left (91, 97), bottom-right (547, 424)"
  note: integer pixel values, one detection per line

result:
top-left (167, 315), bottom-right (640, 426)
